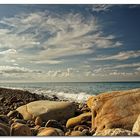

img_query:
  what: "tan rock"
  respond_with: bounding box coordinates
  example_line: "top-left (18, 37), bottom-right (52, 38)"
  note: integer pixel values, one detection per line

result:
top-left (132, 114), bottom-right (140, 134)
top-left (66, 112), bottom-right (91, 128)
top-left (10, 122), bottom-right (32, 136)
top-left (73, 125), bottom-right (89, 131)
top-left (90, 88), bottom-right (140, 132)
top-left (35, 116), bottom-right (42, 126)
top-left (37, 127), bottom-right (64, 136)
top-left (87, 96), bottom-right (95, 109)
top-left (69, 131), bottom-right (86, 136)
top-left (94, 128), bottom-right (139, 136)
top-left (17, 100), bottom-right (75, 122)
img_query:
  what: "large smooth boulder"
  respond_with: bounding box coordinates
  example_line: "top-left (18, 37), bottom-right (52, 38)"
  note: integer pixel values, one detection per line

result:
top-left (16, 100), bottom-right (76, 122)
top-left (90, 88), bottom-right (140, 132)
top-left (132, 114), bottom-right (140, 134)
top-left (66, 112), bottom-right (91, 128)
top-left (94, 128), bottom-right (139, 136)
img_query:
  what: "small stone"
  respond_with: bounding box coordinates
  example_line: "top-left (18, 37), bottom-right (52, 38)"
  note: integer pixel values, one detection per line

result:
top-left (10, 122), bottom-right (32, 136)
top-left (94, 128), bottom-right (139, 136)
top-left (35, 117), bottom-right (42, 126)
top-left (0, 128), bottom-right (8, 136)
top-left (70, 131), bottom-right (87, 136)
top-left (0, 115), bottom-right (9, 124)
top-left (13, 119), bottom-right (26, 124)
top-left (0, 123), bottom-right (10, 136)
top-left (82, 129), bottom-right (90, 135)
top-left (66, 112), bottom-right (91, 128)
top-left (7, 110), bottom-right (19, 118)
top-left (65, 130), bottom-right (71, 136)
top-left (37, 127), bottom-right (64, 136)
top-left (9, 96), bottom-right (18, 104)
top-left (45, 120), bottom-right (64, 131)
top-left (0, 96), bottom-right (5, 102)
top-left (74, 125), bottom-right (89, 131)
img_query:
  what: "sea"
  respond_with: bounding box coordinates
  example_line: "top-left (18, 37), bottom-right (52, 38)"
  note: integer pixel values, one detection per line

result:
top-left (0, 82), bottom-right (140, 103)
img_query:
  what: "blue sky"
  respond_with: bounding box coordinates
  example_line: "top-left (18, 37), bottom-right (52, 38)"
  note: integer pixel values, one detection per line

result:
top-left (0, 4), bottom-right (140, 82)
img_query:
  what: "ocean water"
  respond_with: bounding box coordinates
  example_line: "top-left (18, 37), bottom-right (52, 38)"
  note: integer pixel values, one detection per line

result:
top-left (0, 82), bottom-right (140, 102)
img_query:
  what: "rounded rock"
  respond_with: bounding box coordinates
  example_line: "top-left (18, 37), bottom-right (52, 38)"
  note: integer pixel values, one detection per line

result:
top-left (37, 127), bottom-right (64, 136)
top-left (10, 122), bottom-right (32, 136)
top-left (70, 131), bottom-right (87, 136)
top-left (66, 112), bottom-right (91, 128)
top-left (35, 117), bottom-right (42, 126)
top-left (45, 120), bottom-right (64, 130)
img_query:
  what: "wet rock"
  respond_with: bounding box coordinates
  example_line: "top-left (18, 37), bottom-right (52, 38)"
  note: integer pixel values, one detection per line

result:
top-left (17, 100), bottom-right (76, 122)
top-left (37, 127), bottom-right (64, 136)
top-left (90, 88), bottom-right (140, 132)
top-left (94, 128), bottom-right (139, 136)
top-left (10, 122), bottom-right (32, 136)
top-left (45, 120), bottom-right (64, 131)
top-left (35, 116), bottom-right (42, 126)
top-left (66, 112), bottom-right (91, 128)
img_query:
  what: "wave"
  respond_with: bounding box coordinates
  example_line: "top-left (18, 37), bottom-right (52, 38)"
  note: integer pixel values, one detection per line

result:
top-left (0, 86), bottom-right (91, 103)
top-left (28, 88), bottom-right (91, 103)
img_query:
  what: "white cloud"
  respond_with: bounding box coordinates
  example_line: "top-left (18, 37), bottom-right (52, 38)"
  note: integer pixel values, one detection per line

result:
top-left (0, 49), bottom-right (17, 55)
top-left (91, 5), bottom-right (114, 12)
top-left (90, 51), bottom-right (140, 61)
top-left (114, 62), bottom-right (140, 68)
top-left (0, 11), bottom-right (122, 64)
top-left (46, 68), bottom-right (74, 78)
top-left (0, 66), bottom-right (42, 74)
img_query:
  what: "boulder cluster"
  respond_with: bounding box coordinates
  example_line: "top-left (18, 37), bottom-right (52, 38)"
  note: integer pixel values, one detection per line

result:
top-left (0, 87), bottom-right (140, 136)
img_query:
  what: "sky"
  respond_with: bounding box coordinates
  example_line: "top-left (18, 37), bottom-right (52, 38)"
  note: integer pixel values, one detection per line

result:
top-left (0, 4), bottom-right (140, 82)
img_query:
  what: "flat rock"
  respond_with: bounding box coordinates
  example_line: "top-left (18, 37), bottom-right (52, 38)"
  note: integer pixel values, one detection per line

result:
top-left (90, 88), bottom-right (140, 132)
top-left (94, 128), bottom-right (139, 136)
top-left (16, 100), bottom-right (76, 122)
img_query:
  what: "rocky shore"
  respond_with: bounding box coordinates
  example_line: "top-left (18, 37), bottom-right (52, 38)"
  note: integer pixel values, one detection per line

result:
top-left (0, 87), bottom-right (140, 136)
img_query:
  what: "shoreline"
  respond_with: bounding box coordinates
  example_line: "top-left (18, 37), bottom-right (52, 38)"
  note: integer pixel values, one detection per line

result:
top-left (0, 87), bottom-right (140, 136)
